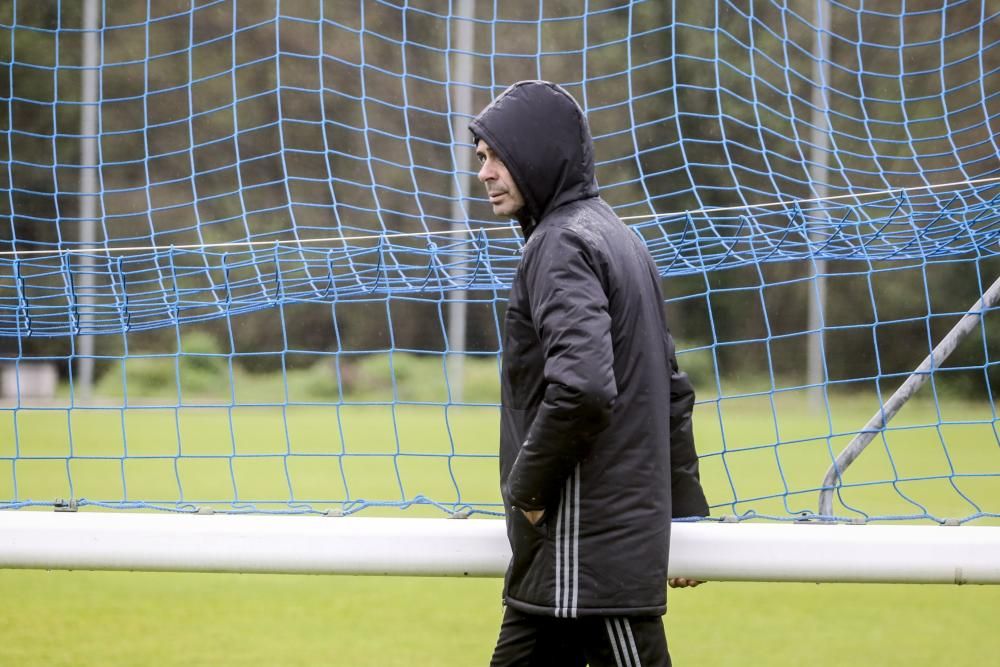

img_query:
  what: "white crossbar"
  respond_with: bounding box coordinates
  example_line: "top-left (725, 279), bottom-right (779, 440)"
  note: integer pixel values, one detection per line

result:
top-left (0, 512), bottom-right (998, 583)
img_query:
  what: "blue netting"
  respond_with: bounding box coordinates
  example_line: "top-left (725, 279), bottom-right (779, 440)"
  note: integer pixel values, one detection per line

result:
top-left (1, 1), bottom-right (999, 522)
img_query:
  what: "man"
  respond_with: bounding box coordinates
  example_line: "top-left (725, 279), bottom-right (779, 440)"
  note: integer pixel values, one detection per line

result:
top-left (470, 81), bottom-right (710, 666)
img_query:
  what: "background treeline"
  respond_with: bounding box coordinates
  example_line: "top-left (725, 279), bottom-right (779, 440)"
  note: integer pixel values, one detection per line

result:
top-left (0, 0), bottom-right (998, 398)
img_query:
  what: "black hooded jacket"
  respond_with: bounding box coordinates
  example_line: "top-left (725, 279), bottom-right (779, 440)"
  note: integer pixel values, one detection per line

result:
top-left (471, 81), bottom-right (709, 618)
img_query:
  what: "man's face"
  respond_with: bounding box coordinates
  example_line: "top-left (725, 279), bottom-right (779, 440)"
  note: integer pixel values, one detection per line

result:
top-left (476, 139), bottom-right (525, 217)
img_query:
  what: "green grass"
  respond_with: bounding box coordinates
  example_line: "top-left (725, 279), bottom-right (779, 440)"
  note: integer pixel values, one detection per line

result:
top-left (2, 387), bottom-right (997, 522)
top-left (1, 388), bottom-right (999, 664)
top-left (1, 571), bottom-right (998, 666)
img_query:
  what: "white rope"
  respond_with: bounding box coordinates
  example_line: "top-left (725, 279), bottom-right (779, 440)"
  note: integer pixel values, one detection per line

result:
top-left (0, 226), bottom-right (520, 258)
top-left (1, 175), bottom-right (997, 258)
top-left (620, 174), bottom-right (1000, 220)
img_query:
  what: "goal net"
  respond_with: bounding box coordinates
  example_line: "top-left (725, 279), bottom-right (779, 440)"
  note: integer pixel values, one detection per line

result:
top-left (1, 1), bottom-right (998, 578)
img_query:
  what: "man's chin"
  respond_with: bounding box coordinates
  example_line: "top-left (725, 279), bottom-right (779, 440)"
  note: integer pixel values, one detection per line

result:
top-left (492, 203), bottom-right (523, 217)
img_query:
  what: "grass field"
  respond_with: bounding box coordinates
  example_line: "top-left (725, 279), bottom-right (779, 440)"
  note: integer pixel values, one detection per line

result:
top-left (2, 386), bottom-right (999, 665)
top-left (2, 571), bottom-right (999, 665)
top-left (3, 387), bottom-right (997, 522)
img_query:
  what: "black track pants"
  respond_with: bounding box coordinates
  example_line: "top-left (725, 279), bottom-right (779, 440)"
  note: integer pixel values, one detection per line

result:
top-left (490, 605), bottom-right (671, 667)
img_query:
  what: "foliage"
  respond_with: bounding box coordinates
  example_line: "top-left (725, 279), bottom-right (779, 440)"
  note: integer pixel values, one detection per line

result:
top-left (94, 330), bottom-right (226, 398)
top-left (2, 2), bottom-right (998, 397)
top-left (92, 348), bottom-right (501, 404)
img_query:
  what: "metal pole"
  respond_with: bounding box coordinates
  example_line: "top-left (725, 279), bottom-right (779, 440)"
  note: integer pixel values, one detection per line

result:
top-left (77, 0), bottom-right (100, 399)
top-left (447, 0), bottom-right (475, 402)
top-left (819, 274), bottom-right (1000, 517)
top-left (806, 0), bottom-right (832, 410)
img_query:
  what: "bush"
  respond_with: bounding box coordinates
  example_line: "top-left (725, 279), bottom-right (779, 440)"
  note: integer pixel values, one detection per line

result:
top-left (346, 353), bottom-right (499, 403)
top-left (95, 331), bottom-right (228, 398)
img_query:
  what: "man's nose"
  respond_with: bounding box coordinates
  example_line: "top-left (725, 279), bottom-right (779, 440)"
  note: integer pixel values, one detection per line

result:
top-left (478, 161), bottom-right (494, 183)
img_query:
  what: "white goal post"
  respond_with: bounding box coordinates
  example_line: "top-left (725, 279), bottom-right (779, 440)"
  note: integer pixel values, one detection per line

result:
top-left (1, 512), bottom-right (998, 584)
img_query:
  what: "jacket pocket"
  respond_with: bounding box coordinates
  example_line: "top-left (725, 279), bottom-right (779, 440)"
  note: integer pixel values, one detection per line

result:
top-left (512, 505), bottom-right (550, 540)
top-left (502, 307), bottom-right (544, 411)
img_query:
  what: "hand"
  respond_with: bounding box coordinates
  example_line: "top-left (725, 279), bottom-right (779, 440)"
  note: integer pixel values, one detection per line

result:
top-left (668, 577), bottom-right (705, 588)
top-left (521, 509), bottom-right (545, 526)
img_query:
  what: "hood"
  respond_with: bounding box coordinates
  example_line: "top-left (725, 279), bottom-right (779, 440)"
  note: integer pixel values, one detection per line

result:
top-left (469, 80), bottom-right (599, 236)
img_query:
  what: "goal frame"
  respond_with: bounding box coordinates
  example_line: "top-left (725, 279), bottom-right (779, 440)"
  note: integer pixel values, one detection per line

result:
top-left (1, 512), bottom-right (998, 584)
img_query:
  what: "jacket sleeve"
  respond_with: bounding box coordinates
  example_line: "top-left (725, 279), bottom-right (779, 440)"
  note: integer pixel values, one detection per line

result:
top-left (505, 230), bottom-right (617, 512)
top-left (666, 334), bottom-right (710, 518)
